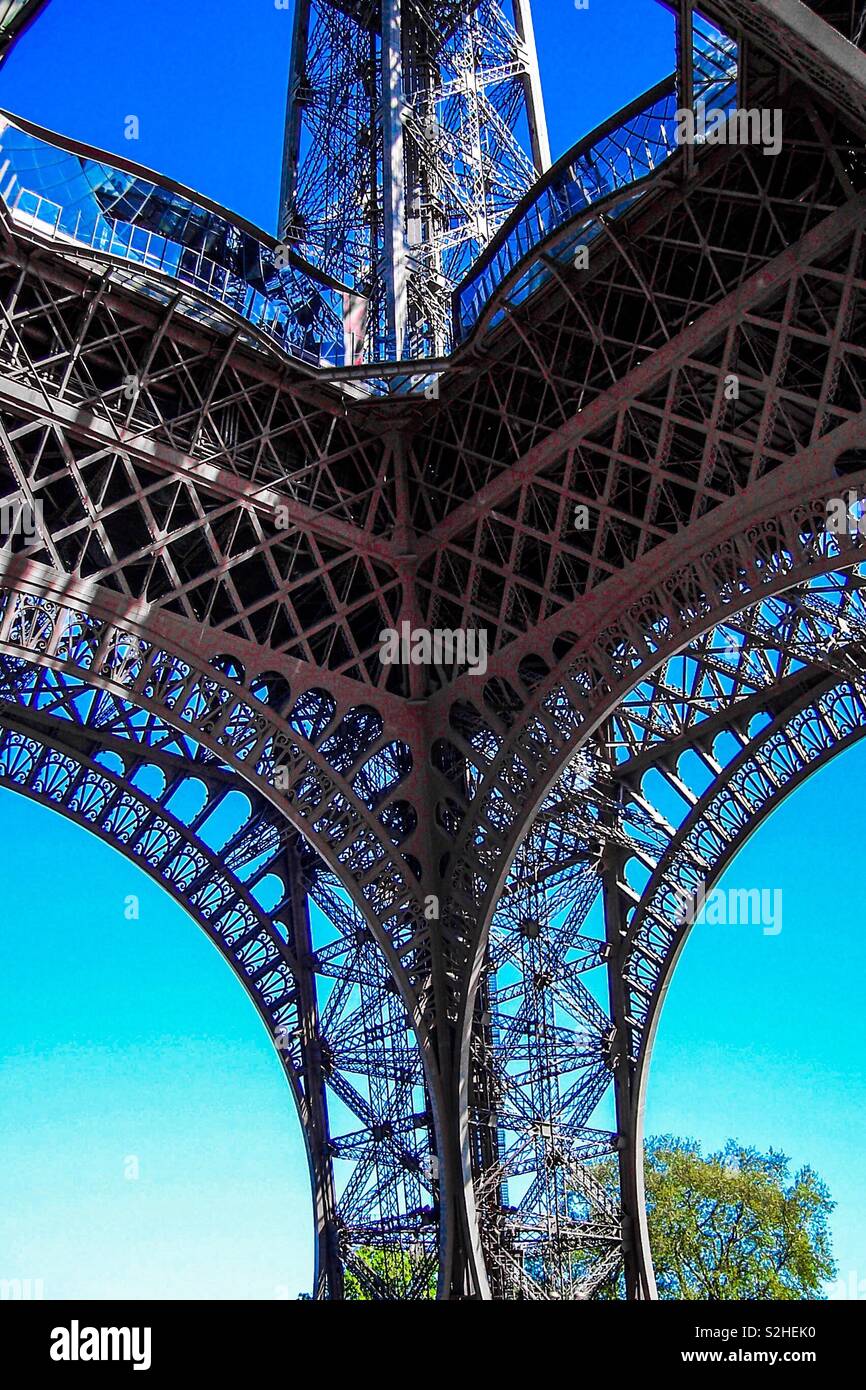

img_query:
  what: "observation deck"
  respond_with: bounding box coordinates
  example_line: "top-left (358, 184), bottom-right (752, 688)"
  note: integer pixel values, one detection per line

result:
top-left (0, 8), bottom-right (737, 394)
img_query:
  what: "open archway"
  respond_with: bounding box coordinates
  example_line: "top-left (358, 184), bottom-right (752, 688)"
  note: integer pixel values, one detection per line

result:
top-left (0, 587), bottom-right (442, 1298)
top-left (640, 735), bottom-right (866, 1299)
top-left (0, 787), bottom-right (316, 1299)
top-left (456, 550), bottom-right (866, 1298)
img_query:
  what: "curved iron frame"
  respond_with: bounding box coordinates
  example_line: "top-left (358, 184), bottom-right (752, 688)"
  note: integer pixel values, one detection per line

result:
top-left (0, 702), bottom-right (341, 1293)
top-left (456, 542), bottom-right (866, 1297)
top-left (0, 573), bottom-right (448, 1297)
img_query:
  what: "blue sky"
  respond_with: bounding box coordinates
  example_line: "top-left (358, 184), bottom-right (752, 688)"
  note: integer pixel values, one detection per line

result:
top-left (0, 794), bottom-right (313, 1298)
top-left (0, 0), bottom-right (675, 231)
top-left (647, 744), bottom-right (866, 1299)
top-left (0, 0), bottom-right (863, 1301)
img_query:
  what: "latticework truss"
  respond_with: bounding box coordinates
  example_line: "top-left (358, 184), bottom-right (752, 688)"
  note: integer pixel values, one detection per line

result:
top-left (282, 0), bottom-right (548, 358)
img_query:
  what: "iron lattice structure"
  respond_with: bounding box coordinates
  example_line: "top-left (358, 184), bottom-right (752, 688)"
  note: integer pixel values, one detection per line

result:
top-left (0, 0), bottom-right (865, 1298)
top-left (280, 0), bottom-right (549, 359)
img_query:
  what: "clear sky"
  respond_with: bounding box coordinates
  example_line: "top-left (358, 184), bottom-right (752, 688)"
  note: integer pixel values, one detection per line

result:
top-left (0, 0), bottom-right (862, 1302)
top-left (0, 794), bottom-right (313, 1298)
top-left (0, 0), bottom-right (676, 231)
top-left (646, 744), bottom-right (866, 1300)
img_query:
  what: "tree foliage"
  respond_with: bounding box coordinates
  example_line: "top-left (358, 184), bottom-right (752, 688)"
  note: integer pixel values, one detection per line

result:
top-left (643, 1136), bottom-right (835, 1299)
top-left (343, 1245), bottom-right (437, 1300)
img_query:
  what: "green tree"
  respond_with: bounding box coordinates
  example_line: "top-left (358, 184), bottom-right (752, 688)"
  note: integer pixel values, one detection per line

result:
top-left (622, 1136), bottom-right (835, 1299)
top-left (343, 1245), bottom-right (438, 1300)
top-left (313, 1140), bottom-right (836, 1299)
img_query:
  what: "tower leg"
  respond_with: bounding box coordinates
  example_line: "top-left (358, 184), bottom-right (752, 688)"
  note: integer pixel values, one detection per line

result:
top-left (603, 843), bottom-right (656, 1300)
top-left (287, 849), bottom-right (344, 1299)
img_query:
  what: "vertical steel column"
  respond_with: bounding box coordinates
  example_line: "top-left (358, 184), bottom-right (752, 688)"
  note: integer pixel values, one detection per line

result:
top-left (285, 845), bottom-right (344, 1300)
top-left (279, 0), bottom-right (312, 242)
top-left (439, 1021), bottom-right (486, 1299)
top-left (678, 0), bottom-right (696, 179)
top-left (602, 837), bottom-right (656, 1301)
top-left (511, 0), bottom-right (552, 172)
top-left (382, 0), bottom-right (409, 359)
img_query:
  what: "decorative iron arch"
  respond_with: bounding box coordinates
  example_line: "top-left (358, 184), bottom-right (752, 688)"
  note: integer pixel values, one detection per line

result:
top-left (455, 546), bottom-right (866, 1298)
top-left (449, 482), bottom-right (866, 1040)
top-left (0, 702), bottom-right (341, 1291)
top-left (0, 564), bottom-right (431, 1016)
top-left (626, 671), bottom-right (866, 1294)
top-left (0, 593), bottom-right (445, 1298)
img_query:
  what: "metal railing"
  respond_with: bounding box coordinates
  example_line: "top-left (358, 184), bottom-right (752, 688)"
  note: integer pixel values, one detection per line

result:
top-left (0, 112), bottom-right (353, 372)
top-left (453, 78), bottom-right (679, 342)
top-left (454, 11), bottom-right (738, 343)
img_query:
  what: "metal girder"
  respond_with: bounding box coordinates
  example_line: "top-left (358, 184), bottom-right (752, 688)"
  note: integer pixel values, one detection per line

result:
top-left (0, 688), bottom-right (349, 1293)
top-left (0, 626), bottom-right (444, 1298)
top-left (281, 0), bottom-right (548, 360)
top-left (701, 0), bottom-right (866, 130)
top-left (458, 566), bottom-right (866, 1297)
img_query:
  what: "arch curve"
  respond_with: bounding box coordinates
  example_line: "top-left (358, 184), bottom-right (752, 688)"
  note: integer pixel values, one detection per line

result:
top-left (626, 674), bottom-right (866, 1293)
top-left (457, 555), bottom-right (866, 1298)
top-left (0, 568), bottom-right (434, 1037)
top-left (0, 636), bottom-right (444, 1296)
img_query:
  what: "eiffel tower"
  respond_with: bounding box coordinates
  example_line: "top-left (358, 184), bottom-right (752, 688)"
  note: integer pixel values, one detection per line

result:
top-left (0, 0), bottom-right (865, 1300)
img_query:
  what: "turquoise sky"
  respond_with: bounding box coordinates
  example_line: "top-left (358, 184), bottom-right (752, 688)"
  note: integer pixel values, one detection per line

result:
top-left (647, 742), bottom-right (866, 1299)
top-left (0, 0), bottom-right (862, 1301)
top-left (0, 793), bottom-right (313, 1297)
